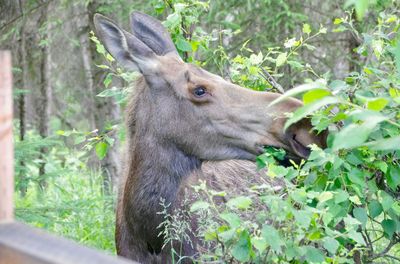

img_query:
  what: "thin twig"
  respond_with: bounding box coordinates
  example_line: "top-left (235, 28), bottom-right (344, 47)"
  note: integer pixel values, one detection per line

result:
top-left (385, 254), bottom-right (400, 262)
top-left (259, 67), bottom-right (285, 94)
top-left (370, 238), bottom-right (399, 261)
top-left (362, 230), bottom-right (374, 255)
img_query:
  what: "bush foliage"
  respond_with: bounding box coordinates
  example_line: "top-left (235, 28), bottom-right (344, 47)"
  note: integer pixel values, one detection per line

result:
top-left (150, 1), bottom-right (400, 263)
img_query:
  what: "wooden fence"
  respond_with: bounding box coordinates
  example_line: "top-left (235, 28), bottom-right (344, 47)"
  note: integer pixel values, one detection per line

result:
top-left (0, 50), bottom-right (137, 264)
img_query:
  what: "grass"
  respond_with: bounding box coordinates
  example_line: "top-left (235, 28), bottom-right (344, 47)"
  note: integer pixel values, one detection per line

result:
top-left (14, 144), bottom-right (117, 254)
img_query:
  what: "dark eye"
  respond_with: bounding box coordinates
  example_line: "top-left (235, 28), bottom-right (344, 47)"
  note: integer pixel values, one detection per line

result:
top-left (193, 86), bottom-right (207, 97)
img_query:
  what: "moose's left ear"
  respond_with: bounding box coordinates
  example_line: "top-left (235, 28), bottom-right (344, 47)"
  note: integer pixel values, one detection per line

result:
top-left (130, 11), bottom-right (179, 57)
top-left (94, 13), bottom-right (158, 72)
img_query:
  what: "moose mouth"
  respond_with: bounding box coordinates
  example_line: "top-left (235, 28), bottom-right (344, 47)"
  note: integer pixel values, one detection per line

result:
top-left (260, 134), bottom-right (312, 167)
top-left (288, 134), bottom-right (312, 158)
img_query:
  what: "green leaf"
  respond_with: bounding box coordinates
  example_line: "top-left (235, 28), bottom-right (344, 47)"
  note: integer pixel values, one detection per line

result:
top-left (353, 207), bottom-right (368, 227)
top-left (269, 79), bottom-right (327, 106)
top-left (276, 52), bottom-right (287, 67)
top-left (284, 96), bottom-right (341, 131)
top-left (220, 213), bottom-right (241, 228)
top-left (347, 230), bottom-right (366, 245)
top-left (349, 195), bottom-right (362, 205)
top-left (323, 237), bottom-right (339, 255)
top-left (261, 225), bottom-right (282, 252)
top-left (218, 228), bottom-right (236, 242)
top-left (96, 64), bottom-right (110, 69)
top-left (387, 165), bottom-right (400, 191)
top-left (347, 168), bottom-right (366, 187)
top-left (95, 141), bottom-right (108, 160)
top-left (366, 98), bottom-right (388, 111)
top-left (381, 192), bottom-right (394, 211)
top-left (304, 246), bottom-right (325, 263)
top-left (251, 236), bottom-right (268, 253)
top-left (333, 18), bottom-right (343, 24)
top-left (368, 200), bottom-right (382, 218)
top-left (332, 113), bottom-right (387, 150)
top-left (382, 219), bottom-right (397, 238)
top-left (74, 135), bottom-right (86, 145)
top-left (176, 37), bottom-right (192, 52)
top-left (335, 190), bottom-right (350, 203)
top-left (249, 52), bottom-right (263, 65)
top-left (293, 210), bottom-right (312, 229)
top-left (318, 191), bottom-right (334, 204)
top-left (302, 89), bottom-right (331, 104)
top-left (287, 60), bottom-right (304, 69)
top-left (267, 163), bottom-right (288, 178)
top-left (231, 230), bottom-right (251, 262)
top-left (227, 196), bottom-right (252, 210)
top-left (163, 13), bottom-right (181, 29)
top-left (364, 135), bottom-right (400, 150)
top-left (190, 201), bottom-right (210, 212)
top-left (103, 73), bottom-right (113, 88)
top-left (302, 23), bottom-right (311, 34)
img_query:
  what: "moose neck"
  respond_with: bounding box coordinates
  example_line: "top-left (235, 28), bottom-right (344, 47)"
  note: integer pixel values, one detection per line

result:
top-left (127, 135), bottom-right (201, 206)
top-left (123, 78), bottom-right (201, 243)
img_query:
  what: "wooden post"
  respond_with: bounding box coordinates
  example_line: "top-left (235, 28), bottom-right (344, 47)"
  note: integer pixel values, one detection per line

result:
top-left (0, 51), bottom-right (14, 223)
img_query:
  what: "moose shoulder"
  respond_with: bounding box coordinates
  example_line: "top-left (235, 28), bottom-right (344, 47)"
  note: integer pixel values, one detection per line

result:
top-left (94, 11), bottom-right (327, 264)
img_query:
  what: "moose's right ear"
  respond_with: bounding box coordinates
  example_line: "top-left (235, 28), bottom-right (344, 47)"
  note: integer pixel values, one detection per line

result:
top-left (93, 14), bottom-right (157, 72)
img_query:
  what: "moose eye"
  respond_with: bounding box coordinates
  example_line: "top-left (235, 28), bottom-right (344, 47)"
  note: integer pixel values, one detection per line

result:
top-left (193, 86), bottom-right (207, 97)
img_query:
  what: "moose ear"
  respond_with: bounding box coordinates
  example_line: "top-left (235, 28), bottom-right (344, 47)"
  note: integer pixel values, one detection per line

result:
top-left (93, 14), bottom-right (157, 72)
top-left (130, 11), bottom-right (179, 57)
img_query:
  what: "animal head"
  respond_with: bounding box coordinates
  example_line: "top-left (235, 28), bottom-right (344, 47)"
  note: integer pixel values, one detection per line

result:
top-left (94, 12), bottom-right (327, 162)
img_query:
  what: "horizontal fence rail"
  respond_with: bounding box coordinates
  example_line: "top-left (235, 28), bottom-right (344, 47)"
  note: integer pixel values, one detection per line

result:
top-left (0, 222), bottom-right (137, 264)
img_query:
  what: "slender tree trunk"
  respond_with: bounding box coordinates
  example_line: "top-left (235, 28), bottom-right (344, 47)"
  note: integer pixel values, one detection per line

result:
top-left (76, 3), bottom-right (96, 130)
top-left (348, 12), bottom-right (362, 73)
top-left (37, 4), bottom-right (51, 191)
top-left (76, 2), bottom-right (121, 194)
top-left (18, 0), bottom-right (28, 196)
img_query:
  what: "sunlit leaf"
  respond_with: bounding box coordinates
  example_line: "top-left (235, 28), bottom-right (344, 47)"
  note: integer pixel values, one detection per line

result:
top-left (284, 96), bottom-right (340, 131)
top-left (227, 196), bottom-right (252, 210)
top-left (302, 23), bottom-right (311, 34)
top-left (269, 79), bottom-right (327, 106)
top-left (366, 98), bottom-right (388, 111)
top-left (95, 142), bottom-right (108, 160)
top-left (276, 52), bottom-right (287, 67)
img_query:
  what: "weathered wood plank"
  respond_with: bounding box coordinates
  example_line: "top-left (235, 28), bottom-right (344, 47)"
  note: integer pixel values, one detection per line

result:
top-left (0, 222), bottom-right (137, 264)
top-left (0, 50), bottom-right (14, 223)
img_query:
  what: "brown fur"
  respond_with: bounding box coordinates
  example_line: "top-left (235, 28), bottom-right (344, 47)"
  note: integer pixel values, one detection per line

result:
top-left (93, 13), bottom-right (327, 264)
top-left (115, 76), bottom-right (324, 264)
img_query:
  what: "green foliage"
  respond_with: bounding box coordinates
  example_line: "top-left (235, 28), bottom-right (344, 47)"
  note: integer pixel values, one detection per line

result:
top-left (14, 129), bottom-right (62, 191)
top-left (15, 135), bottom-right (116, 252)
top-left (158, 3), bottom-right (400, 263)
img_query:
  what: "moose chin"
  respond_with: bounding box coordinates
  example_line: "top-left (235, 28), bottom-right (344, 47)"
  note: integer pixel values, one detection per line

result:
top-left (94, 11), bottom-right (327, 264)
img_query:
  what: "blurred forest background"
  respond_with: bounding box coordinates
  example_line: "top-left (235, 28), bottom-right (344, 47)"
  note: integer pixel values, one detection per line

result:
top-left (0, 0), bottom-right (399, 261)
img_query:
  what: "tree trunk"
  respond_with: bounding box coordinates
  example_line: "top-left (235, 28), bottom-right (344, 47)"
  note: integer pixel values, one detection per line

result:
top-left (18, 0), bottom-right (28, 196)
top-left (37, 3), bottom-right (51, 192)
top-left (76, 2), bottom-right (121, 194)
